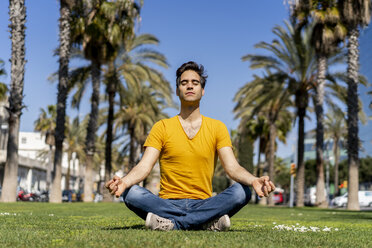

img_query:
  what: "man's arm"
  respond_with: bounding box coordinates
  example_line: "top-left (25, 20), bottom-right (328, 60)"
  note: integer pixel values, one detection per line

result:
top-left (217, 146), bottom-right (275, 197)
top-left (105, 146), bottom-right (160, 197)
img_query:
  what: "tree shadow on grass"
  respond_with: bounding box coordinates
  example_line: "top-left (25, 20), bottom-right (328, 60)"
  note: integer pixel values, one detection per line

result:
top-left (102, 225), bottom-right (145, 230)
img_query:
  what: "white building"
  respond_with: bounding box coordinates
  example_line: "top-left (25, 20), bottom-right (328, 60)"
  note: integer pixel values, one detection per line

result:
top-left (0, 131), bottom-right (85, 193)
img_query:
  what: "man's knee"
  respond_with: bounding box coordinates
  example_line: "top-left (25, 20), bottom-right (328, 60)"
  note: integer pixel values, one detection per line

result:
top-left (231, 183), bottom-right (251, 205)
top-left (122, 185), bottom-right (144, 205)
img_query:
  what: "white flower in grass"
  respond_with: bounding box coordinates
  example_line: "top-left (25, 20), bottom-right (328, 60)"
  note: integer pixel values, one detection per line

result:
top-left (49, 214), bottom-right (54, 217)
top-left (0, 212), bottom-right (17, 216)
top-left (273, 222), bottom-right (276, 224)
top-left (272, 224), bottom-right (339, 233)
top-left (322, 227), bottom-right (331, 232)
top-left (296, 223), bottom-right (299, 225)
top-left (298, 213), bottom-right (303, 216)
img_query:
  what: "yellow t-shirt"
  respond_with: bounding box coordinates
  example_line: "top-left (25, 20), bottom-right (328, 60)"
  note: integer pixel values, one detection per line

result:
top-left (144, 115), bottom-right (232, 199)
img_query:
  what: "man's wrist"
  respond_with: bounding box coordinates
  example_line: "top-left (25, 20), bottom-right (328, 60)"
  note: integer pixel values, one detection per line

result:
top-left (121, 177), bottom-right (130, 189)
top-left (250, 177), bottom-right (259, 186)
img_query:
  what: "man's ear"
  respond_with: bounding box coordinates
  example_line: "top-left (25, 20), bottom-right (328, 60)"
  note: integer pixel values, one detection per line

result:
top-left (176, 87), bottom-right (180, 96)
top-left (202, 88), bottom-right (205, 96)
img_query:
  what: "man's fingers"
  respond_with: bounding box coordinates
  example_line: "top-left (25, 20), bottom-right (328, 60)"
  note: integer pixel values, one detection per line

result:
top-left (115, 187), bottom-right (124, 198)
top-left (264, 180), bottom-right (272, 192)
top-left (110, 186), bottom-right (118, 195)
top-left (105, 175), bottom-right (121, 189)
top-left (262, 176), bottom-right (270, 182)
top-left (269, 181), bottom-right (276, 191)
top-left (105, 179), bottom-right (114, 189)
top-left (254, 184), bottom-right (264, 197)
top-left (263, 185), bottom-right (269, 197)
top-left (109, 180), bottom-right (119, 191)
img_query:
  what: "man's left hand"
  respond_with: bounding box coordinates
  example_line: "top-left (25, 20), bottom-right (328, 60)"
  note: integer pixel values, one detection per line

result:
top-left (252, 176), bottom-right (276, 197)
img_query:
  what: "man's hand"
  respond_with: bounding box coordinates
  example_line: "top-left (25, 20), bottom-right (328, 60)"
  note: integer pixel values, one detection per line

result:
top-left (252, 176), bottom-right (276, 198)
top-left (105, 175), bottom-right (127, 198)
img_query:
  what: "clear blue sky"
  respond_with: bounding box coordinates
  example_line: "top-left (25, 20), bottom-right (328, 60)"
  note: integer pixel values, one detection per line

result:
top-left (0, 1), bottom-right (370, 159)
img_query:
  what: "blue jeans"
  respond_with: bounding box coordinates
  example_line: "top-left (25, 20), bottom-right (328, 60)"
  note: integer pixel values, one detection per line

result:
top-left (122, 183), bottom-right (251, 230)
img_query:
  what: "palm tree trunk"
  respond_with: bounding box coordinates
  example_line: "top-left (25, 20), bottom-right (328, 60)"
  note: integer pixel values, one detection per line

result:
top-left (50, 0), bottom-right (72, 203)
top-left (259, 149), bottom-right (269, 206)
top-left (333, 137), bottom-right (340, 196)
top-left (46, 144), bottom-right (53, 191)
top-left (315, 55), bottom-right (327, 208)
top-left (102, 63), bottom-right (115, 202)
top-left (255, 138), bottom-right (262, 204)
top-left (267, 123), bottom-right (276, 206)
top-left (65, 152), bottom-right (72, 190)
top-left (296, 107), bottom-right (306, 207)
top-left (346, 27), bottom-right (360, 211)
top-left (1, 0), bottom-right (26, 203)
top-left (84, 60), bottom-right (101, 202)
top-left (128, 127), bottom-right (136, 172)
top-left (1, 114), bottom-right (21, 202)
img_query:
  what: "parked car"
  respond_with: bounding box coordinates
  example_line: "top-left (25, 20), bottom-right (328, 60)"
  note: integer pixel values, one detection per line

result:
top-left (332, 191), bottom-right (372, 207)
top-left (272, 188), bottom-right (284, 204)
top-left (304, 186), bottom-right (327, 206)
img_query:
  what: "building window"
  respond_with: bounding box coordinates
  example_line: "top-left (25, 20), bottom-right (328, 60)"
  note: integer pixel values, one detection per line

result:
top-left (21, 137), bottom-right (27, 144)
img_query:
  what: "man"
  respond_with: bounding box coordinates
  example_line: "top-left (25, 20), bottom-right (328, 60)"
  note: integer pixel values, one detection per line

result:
top-left (106, 61), bottom-right (275, 231)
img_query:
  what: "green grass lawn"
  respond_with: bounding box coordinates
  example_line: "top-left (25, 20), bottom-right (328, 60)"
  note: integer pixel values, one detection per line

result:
top-left (0, 202), bottom-right (371, 248)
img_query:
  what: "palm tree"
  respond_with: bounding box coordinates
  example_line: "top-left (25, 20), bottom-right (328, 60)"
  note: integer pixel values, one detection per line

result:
top-left (234, 72), bottom-right (293, 206)
top-left (293, 0), bottom-right (347, 207)
top-left (64, 117), bottom-right (86, 192)
top-left (0, 59), bottom-right (5, 76)
top-left (1, 0), bottom-right (26, 203)
top-left (241, 20), bottom-right (346, 206)
top-left (103, 33), bottom-right (171, 192)
top-left (0, 59), bottom-right (8, 101)
top-left (234, 114), bottom-right (268, 204)
top-left (67, 33), bottom-right (173, 200)
top-left (242, 21), bottom-right (315, 206)
top-left (70, 0), bottom-right (140, 202)
top-left (34, 105), bottom-right (57, 192)
top-left (50, 0), bottom-right (76, 203)
top-left (339, 0), bottom-right (371, 211)
top-left (246, 115), bottom-right (269, 182)
top-left (115, 83), bottom-right (171, 173)
top-left (324, 108), bottom-right (346, 196)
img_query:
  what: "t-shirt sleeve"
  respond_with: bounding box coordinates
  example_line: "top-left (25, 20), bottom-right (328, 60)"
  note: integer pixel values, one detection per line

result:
top-left (144, 120), bottom-right (165, 151)
top-left (216, 120), bottom-right (232, 150)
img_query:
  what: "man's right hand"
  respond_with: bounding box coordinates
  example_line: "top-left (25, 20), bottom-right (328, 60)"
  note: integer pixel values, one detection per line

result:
top-left (105, 175), bottom-right (126, 198)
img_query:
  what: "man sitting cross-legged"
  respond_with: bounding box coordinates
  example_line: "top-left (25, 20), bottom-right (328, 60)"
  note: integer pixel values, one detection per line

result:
top-left (106, 61), bottom-right (275, 231)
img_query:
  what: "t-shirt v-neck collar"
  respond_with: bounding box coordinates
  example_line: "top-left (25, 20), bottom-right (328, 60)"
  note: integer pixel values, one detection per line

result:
top-left (176, 115), bottom-right (203, 140)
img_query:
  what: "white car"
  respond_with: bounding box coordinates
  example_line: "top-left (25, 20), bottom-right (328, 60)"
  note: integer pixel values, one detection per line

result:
top-left (332, 191), bottom-right (372, 207)
top-left (304, 186), bottom-right (327, 206)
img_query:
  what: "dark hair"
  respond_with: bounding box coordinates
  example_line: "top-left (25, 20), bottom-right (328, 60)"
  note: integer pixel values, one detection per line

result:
top-left (176, 61), bottom-right (208, 89)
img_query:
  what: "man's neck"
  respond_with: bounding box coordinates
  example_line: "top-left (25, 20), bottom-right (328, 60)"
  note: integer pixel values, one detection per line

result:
top-left (178, 103), bottom-right (202, 122)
